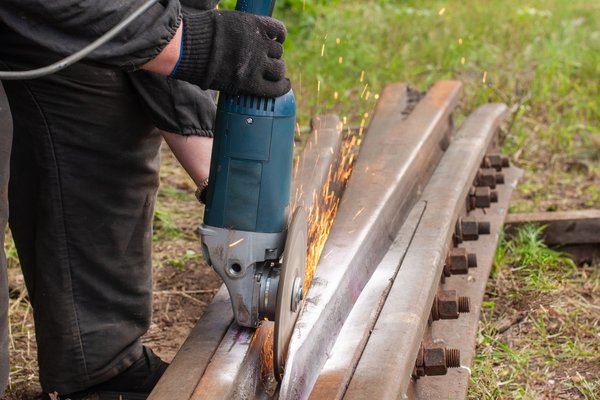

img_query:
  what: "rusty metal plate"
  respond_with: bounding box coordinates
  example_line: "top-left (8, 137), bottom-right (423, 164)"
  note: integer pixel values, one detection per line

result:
top-left (407, 166), bottom-right (522, 400)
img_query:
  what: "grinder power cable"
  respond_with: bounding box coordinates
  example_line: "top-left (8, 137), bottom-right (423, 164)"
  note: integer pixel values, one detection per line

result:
top-left (198, 0), bottom-right (306, 380)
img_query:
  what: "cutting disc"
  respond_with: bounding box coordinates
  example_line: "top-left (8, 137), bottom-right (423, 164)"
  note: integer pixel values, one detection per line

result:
top-left (273, 206), bottom-right (307, 380)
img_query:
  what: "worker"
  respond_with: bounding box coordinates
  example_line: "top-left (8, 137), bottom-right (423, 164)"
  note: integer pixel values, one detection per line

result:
top-left (0, 0), bottom-right (291, 399)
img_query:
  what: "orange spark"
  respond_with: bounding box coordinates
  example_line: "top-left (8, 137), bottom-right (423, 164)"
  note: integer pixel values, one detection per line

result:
top-left (303, 134), bottom-right (359, 292)
top-left (229, 238), bottom-right (244, 248)
top-left (352, 207), bottom-right (365, 221)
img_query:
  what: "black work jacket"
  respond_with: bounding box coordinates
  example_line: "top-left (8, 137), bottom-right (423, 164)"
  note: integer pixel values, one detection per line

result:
top-left (0, 0), bottom-right (184, 69)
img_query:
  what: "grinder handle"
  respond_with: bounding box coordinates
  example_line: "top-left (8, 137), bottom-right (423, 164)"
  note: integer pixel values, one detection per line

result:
top-left (235, 0), bottom-right (276, 17)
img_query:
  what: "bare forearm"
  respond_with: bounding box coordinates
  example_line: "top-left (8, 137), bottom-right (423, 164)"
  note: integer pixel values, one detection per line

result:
top-left (161, 131), bottom-right (212, 186)
top-left (142, 22), bottom-right (183, 76)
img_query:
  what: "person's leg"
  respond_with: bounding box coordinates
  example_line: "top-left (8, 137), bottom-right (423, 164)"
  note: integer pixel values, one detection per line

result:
top-left (0, 82), bottom-right (13, 397)
top-left (1, 35), bottom-right (163, 394)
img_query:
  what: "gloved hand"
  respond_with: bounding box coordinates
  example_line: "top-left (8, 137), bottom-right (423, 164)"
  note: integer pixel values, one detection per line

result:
top-left (181, 0), bottom-right (219, 11)
top-left (172, 9), bottom-right (291, 98)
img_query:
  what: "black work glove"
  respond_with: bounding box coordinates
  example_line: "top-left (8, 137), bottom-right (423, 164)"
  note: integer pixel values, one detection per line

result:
top-left (181, 0), bottom-right (219, 11)
top-left (172, 9), bottom-right (291, 98)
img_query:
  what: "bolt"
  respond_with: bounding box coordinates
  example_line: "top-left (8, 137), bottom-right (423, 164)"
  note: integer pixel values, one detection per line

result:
top-left (468, 186), bottom-right (499, 210)
top-left (445, 247), bottom-right (469, 275)
top-left (458, 296), bottom-right (470, 313)
top-left (454, 218), bottom-right (490, 243)
top-left (475, 168), bottom-right (505, 189)
top-left (481, 154), bottom-right (510, 171)
top-left (413, 342), bottom-right (461, 378)
top-left (431, 290), bottom-right (471, 320)
top-left (461, 217), bottom-right (491, 241)
top-left (445, 247), bottom-right (478, 276)
top-left (246, 117), bottom-right (254, 124)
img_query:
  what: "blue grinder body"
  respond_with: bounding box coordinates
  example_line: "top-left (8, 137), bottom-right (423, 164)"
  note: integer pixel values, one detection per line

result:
top-left (203, 92), bottom-right (295, 233)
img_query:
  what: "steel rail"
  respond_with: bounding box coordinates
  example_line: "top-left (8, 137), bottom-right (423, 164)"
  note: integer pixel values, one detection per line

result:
top-left (280, 81), bottom-right (462, 400)
top-left (407, 166), bottom-right (522, 400)
top-left (309, 201), bottom-right (427, 400)
top-left (343, 103), bottom-right (509, 399)
top-left (150, 114), bottom-right (345, 399)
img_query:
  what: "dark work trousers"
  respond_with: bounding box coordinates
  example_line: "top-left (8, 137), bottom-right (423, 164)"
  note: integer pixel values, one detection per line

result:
top-left (0, 28), bottom-right (215, 395)
top-left (0, 82), bottom-right (12, 397)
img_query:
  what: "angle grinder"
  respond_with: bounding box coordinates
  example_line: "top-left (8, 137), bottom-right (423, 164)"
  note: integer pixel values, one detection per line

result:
top-left (198, 0), bottom-right (306, 379)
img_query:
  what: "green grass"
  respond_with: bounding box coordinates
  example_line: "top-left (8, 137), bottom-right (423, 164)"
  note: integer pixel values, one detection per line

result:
top-left (153, 200), bottom-right (183, 241)
top-left (3, 229), bottom-right (19, 270)
top-left (221, 0), bottom-right (599, 210)
top-left (472, 225), bottom-right (600, 399)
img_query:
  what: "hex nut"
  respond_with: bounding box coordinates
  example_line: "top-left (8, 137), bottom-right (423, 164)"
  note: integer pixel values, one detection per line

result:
top-left (437, 290), bottom-right (459, 320)
top-left (461, 220), bottom-right (480, 241)
top-left (445, 248), bottom-right (469, 275)
top-left (424, 345), bottom-right (447, 376)
top-left (476, 168), bottom-right (499, 188)
top-left (460, 218), bottom-right (491, 241)
top-left (481, 154), bottom-right (510, 171)
top-left (473, 186), bottom-right (492, 208)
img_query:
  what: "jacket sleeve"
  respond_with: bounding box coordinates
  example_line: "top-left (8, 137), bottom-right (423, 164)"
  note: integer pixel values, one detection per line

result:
top-left (0, 0), bottom-right (181, 70)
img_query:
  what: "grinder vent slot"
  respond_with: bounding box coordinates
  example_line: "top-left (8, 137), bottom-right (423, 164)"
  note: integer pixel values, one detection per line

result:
top-left (222, 94), bottom-right (277, 115)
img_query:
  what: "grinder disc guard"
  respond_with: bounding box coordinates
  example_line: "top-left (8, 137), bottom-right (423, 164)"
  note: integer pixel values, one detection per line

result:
top-left (273, 207), bottom-right (307, 380)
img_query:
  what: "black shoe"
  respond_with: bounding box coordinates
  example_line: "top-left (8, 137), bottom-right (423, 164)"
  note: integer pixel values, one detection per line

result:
top-left (43, 346), bottom-right (168, 400)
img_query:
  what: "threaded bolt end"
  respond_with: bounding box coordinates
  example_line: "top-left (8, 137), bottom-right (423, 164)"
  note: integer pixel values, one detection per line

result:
top-left (467, 253), bottom-right (478, 268)
top-left (446, 349), bottom-right (461, 368)
top-left (458, 297), bottom-right (470, 313)
top-left (496, 173), bottom-right (505, 184)
top-left (490, 190), bottom-right (499, 203)
top-left (478, 221), bottom-right (491, 235)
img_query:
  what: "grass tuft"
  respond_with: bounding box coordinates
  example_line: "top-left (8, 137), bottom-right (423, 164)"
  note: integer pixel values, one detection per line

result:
top-left (471, 224), bottom-right (600, 399)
